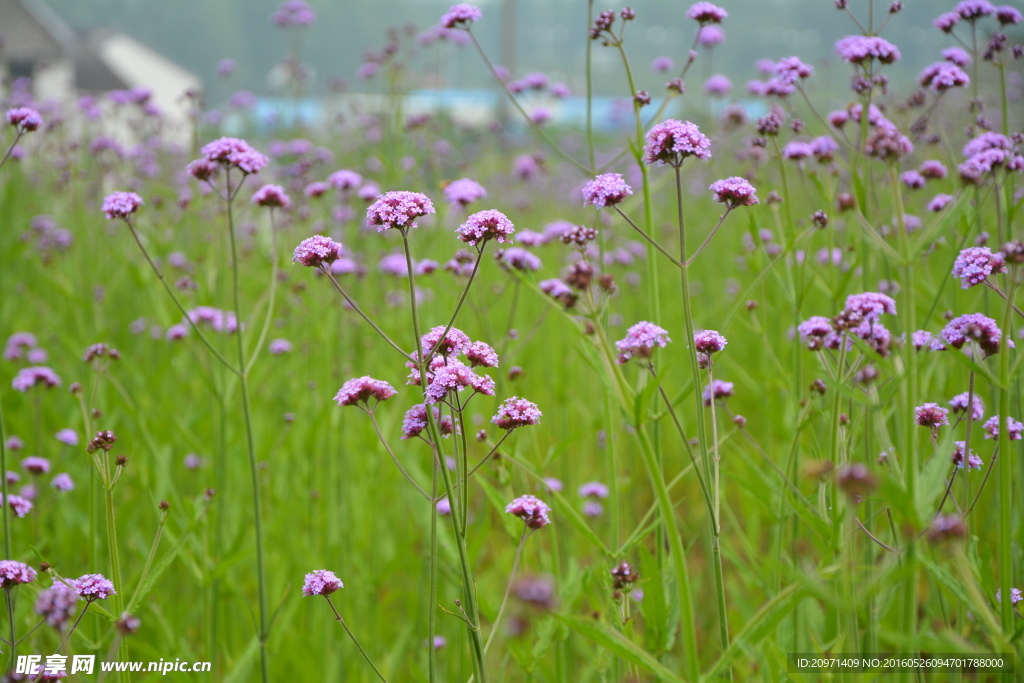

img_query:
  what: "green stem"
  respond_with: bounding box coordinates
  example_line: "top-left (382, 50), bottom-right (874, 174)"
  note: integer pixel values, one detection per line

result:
top-left (324, 597), bottom-right (389, 683)
top-left (997, 276), bottom-right (1018, 631)
top-left (483, 527), bottom-right (528, 655)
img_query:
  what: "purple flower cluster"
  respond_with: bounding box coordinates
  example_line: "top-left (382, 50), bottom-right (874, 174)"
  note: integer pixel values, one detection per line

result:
top-left (709, 177), bottom-right (758, 207)
top-left (327, 169), bottom-right (362, 191)
top-left (506, 494), bottom-right (551, 529)
top-left (492, 397), bottom-right (542, 430)
top-left (694, 330), bottom-right (728, 367)
top-left (334, 376), bottom-right (397, 407)
top-left (456, 209), bottom-right (515, 246)
top-left (0, 560), bottom-right (37, 586)
top-left (915, 403), bottom-right (950, 428)
top-left (952, 442), bottom-right (983, 470)
top-left (4, 494), bottom-right (33, 517)
top-left (941, 313), bottom-right (1007, 355)
top-left (952, 247), bottom-right (1006, 288)
top-left (686, 2), bottom-right (728, 23)
top-left (582, 173), bottom-right (633, 208)
top-left (443, 178), bottom-right (487, 207)
top-left (6, 107), bottom-right (42, 132)
top-left (401, 404), bottom-right (456, 440)
top-left (949, 392), bottom-right (986, 420)
top-left (102, 192), bottom-right (144, 220)
top-left (73, 573), bottom-right (116, 600)
top-left (302, 569), bottom-right (343, 596)
top-left (702, 379), bottom-right (734, 406)
top-left (366, 191), bottom-right (436, 231)
top-left (272, 0), bottom-right (316, 26)
top-left (292, 235), bottom-right (344, 268)
top-left (35, 583), bottom-right (78, 627)
top-left (440, 3), bottom-right (482, 29)
top-left (615, 321), bottom-right (671, 364)
top-left (186, 307), bottom-right (239, 334)
top-left (198, 137), bottom-right (269, 175)
top-left (919, 61), bottom-right (970, 93)
top-left (12, 366), bottom-right (61, 391)
top-left (643, 119), bottom-right (711, 165)
top-left (252, 184), bottom-right (291, 208)
top-left (835, 35), bottom-right (902, 64)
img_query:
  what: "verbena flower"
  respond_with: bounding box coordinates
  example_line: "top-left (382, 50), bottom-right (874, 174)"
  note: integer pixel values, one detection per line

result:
top-left (443, 178), bottom-right (487, 207)
top-left (949, 392), bottom-right (986, 420)
top-left (505, 494), bottom-right (551, 529)
top-left (302, 569), bottom-right (343, 596)
top-left (269, 339), bottom-right (293, 355)
top-left (919, 62), bottom-right (970, 93)
top-left (102, 192), bottom-right (143, 220)
top-left (51, 473), bottom-right (74, 491)
top-left (643, 119), bottom-right (711, 166)
top-left (440, 3), bottom-right (482, 29)
top-left (835, 35), bottom-right (901, 64)
top-left (952, 247), bottom-right (1006, 288)
top-left (401, 404), bottom-right (455, 440)
top-left (702, 379), bottom-right (734, 406)
top-left (843, 292), bottom-right (897, 322)
top-left (327, 169), bottom-right (362, 191)
top-left (55, 429), bottom-right (78, 446)
top-left (272, 0), bottom-right (317, 27)
top-left (466, 341), bottom-right (499, 368)
top-left (941, 313), bottom-right (1007, 355)
top-left (21, 456), bottom-right (50, 475)
top-left (6, 107), bottom-right (42, 132)
top-left (582, 173), bottom-right (633, 208)
top-left (495, 247), bottom-right (542, 272)
top-left (492, 397), bottom-right (542, 429)
top-left (928, 194), bottom-right (954, 212)
top-left (457, 209), bottom-right (515, 246)
top-left (334, 376), bottom-right (397, 407)
top-left (4, 494), bottom-right (32, 517)
top-left (956, 0), bottom-right (995, 21)
top-left (366, 191), bottom-right (436, 231)
top-left (12, 366), bottom-right (61, 391)
top-left (198, 137), bottom-right (268, 174)
top-left (252, 184), bottom-right (291, 208)
top-left (73, 574), bottom-right (116, 600)
top-left (292, 235), bottom-right (344, 268)
top-left (952, 441), bottom-right (983, 470)
top-left (915, 403), bottom-right (949, 428)
top-left (0, 560), bottom-right (37, 587)
top-left (615, 321), bottom-right (671, 364)
top-left (578, 482), bottom-right (609, 498)
top-left (686, 2), bottom-right (728, 23)
top-left (424, 360), bottom-right (494, 403)
top-left (421, 326), bottom-right (471, 357)
top-left (709, 177), bottom-right (758, 207)
top-left (35, 582), bottom-right (78, 627)
top-left (798, 316), bottom-right (835, 350)
top-left (983, 415), bottom-right (1024, 440)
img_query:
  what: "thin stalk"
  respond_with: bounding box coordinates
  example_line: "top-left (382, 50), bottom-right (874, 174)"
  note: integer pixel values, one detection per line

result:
top-left (461, 431), bottom-right (511, 481)
top-left (611, 206), bottom-right (682, 267)
top-left (427, 462), bottom-right (439, 683)
top-left (997, 277), bottom-right (1018, 630)
top-left (685, 209), bottom-right (731, 267)
top-left (368, 413), bottom-right (431, 500)
top-left (585, 0), bottom-right (596, 171)
top-left (321, 269), bottom-right (411, 360)
top-left (0, 132), bottom-right (25, 170)
top-left (483, 528), bottom-right (528, 655)
top-left (4, 588), bottom-right (14, 672)
top-left (324, 597), bottom-right (390, 683)
top-left (425, 247), bottom-right (486, 363)
top-left (224, 171), bottom-right (270, 683)
top-left (0, 404), bottom-right (12, 558)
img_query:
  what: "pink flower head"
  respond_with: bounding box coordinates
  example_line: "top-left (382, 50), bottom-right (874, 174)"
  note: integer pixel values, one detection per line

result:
top-left (272, 0), bottom-right (317, 26)
top-left (949, 392), bottom-right (986, 420)
top-left (651, 56), bottom-right (674, 73)
top-left (305, 181), bottom-right (329, 198)
top-left (199, 137), bottom-right (268, 174)
top-left (252, 184), bottom-right (291, 208)
top-left (643, 119), bottom-right (711, 166)
top-left (835, 35), bottom-right (901, 64)
top-left (901, 170), bottom-right (926, 189)
top-left (952, 247), bottom-right (1006, 288)
top-left (694, 330), bottom-right (728, 355)
top-left (996, 5), bottom-right (1023, 24)
top-left (704, 74), bottom-right (732, 96)
top-left (401, 404), bottom-right (456, 440)
top-left (327, 169), bottom-right (363, 191)
top-left (919, 62), bottom-right (970, 93)
top-left (0, 560), bottom-right (37, 587)
top-left (466, 341), bottom-right (499, 367)
top-left (920, 160), bottom-right (948, 179)
top-left (495, 247), bottom-right (542, 272)
top-left (687, 2), bottom-right (728, 23)
top-left (583, 173), bottom-right (633, 208)
top-left (366, 191), bottom-right (435, 231)
top-left (73, 574), bottom-right (116, 600)
top-left (811, 136), bottom-right (839, 163)
top-left (505, 494), bottom-right (551, 529)
top-left (186, 158), bottom-right (220, 182)
top-left (492, 397), bottom-right (542, 430)
top-left (55, 429), bottom-right (78, 446)
top-left (21, 456), bottom-right (49, 475)
top-left (929, 194), bottom-right (954, 212)
top-left (4, 494), bottom-right (32, 517)
top-left (702, 379), bottom-right (734, 406)
top-left (102, 192), bottom-right (143, 220)
top-left (443, 178), bottom-right (487, 207)
top-left (424, 360), bottom-right (494, 403)
top-left (269, 339), bottom-right (292, 355)
top-left (292, 235), bottom-right (344, 268)
top-left (956, 0), bottom-right (995, 21)
top-left (302, 569), bottom-right (343, 596)
top-left (6, 107), bottom-right (42, 132)
top-left (942, 314), bottom-right (1007, 355)
top-left (843, 292), bottom-right (896, 322)
top-left (709, 177), bottom-right (758, 208)
top-left (334, 376), bottom-right (397, 407)
top-left (578, 481), bottom-right (609, 498)
top-left (697, 25), bottom-right (725, 46)
top-left (12, 366), bottom-right (61, 391)
top-left (440, 3), bottom-right (482, 28)
top-left (996, 587), bottom-right (1023, 605)
top-left (952, 441), bottom-right (983, 470)
top-left (51, 473), bottom-right (74, 491)
top-left (933, 11), bottom-right (961, 31)
top-left (915, 403), bottom-right (949, 428)
top-left (421, 325), bottom-right (471, 357)
top-left (798, 316), bottom-right (835, 350)
top-left (457, 209), bottom-right (515, 246)
top-left (983, 415), bottom-right (1024, 440)
top-left (616, 321), bottom-right (671, 364)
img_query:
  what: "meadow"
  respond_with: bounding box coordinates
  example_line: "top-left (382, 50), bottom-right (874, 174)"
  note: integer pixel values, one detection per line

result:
top-left (1, 1), bottom-right (1023, 681)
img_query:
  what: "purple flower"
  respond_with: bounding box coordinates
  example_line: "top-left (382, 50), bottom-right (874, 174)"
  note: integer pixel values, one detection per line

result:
top-left (643, 119), bottom-right (711, 165)
top-left (578, 481), bottom-right (609, 498)
top-left (366, 191), bottom-right (436, 231)
top-left (506, 494), bottom-right (551, 529)
top-left (198, 137), bottom-right (269, 174)
top-left (184, 454), bottom-right (203, 469)
top-left (616, 322), bottom-right (671, 364)
top-left (915, 403), bottom-right (949, 428)
top-left (35, 583), bottom-right (78, 627)
top-left (12, 366), bottom-right (61, 391)
top-left (702, 379), bottom-right (734, 406)
top-left (421, 326), bottom-right (471, 357)
top-left (6, 107), bottom-right (42, 132)
top-left (919, 62), bottom-right (970, 93)
top-left (436, 498), bottom-right (451, 515)
top-left (687, 2), bottom-right (728, 23)
top-left (996, 5), bottom-right (1023, 24)
top-left (952, 441), bottom-right (983, 470)
top-left (4, 494), bottom-right (32, 517)
top-left (440, 3), bottom-right (482, 29)
top-left (302, 569), bottom-right (343, 597)
top-left (269, 339), bottom-right (293, 355)
top-left (844, 292), bottom-right (896, 322)
top-left (697, 25), bottom-right (725, 46)
top-left (305, 181), bottom-right (328, 198)
top-left (0, 560), bottom-right (37, 587)
top-left (942, 313), bottom-right (1007, 355)
top-left (466, 341), bottom-right (499, 367)
top-left (166, 324), bottom-right (188, 341)
top-left (694, 330), bottom-right (728, 360)
top-left (798, 316), bottom-right (834, 350)
top-left (5, 436), bottom-right (24, 451)
top-left (102, 192), bottom-right (143, 220)
top-left (709, 177), bottom-right (758, 208)
top-left (457, 209), bottom-right (515, 246)
top-left (292, 235), bottom-right (344, 268)
top-left (996, 587), bottom-right (1023, 605)
top-left (583, 501), bottom-right (604, 517)
top-left (334, 376), bottom-right (397, 407)
top-left (272, 0), bottom-right (317, 26)
top-left (835, 35), bottom-right (901, 64)
top-left (492, 397), bottom-right (542, 430)
top-left (425, 361), bottom-right (494, 403)
top-left (952, 247), bottom-right (1006, 288)
top-left (73, 574), bottom-right (115, 600)
top-left (21, 457), bottom-right (49, 475)
top-left (496, 248), bottom-right (542, 272)
top-left (704, 74), bottom-right (732, 96)
top-left (401, 404), bottom-right (455, 440)
top-left (543, 477), bottom-right (563, 493)
top-left (443, 178), bottom-right (487, 207)
top-left (217, 58), bottom-right (236, 77)
top-left (51, 473), bottom-right (74, 491)
top-left (810, 137), bottom-right (838, 163)
top-left (252, 184), bottom-right (291, 208)
top-left (901, 170), bottom-right (926, 189)
top-left (920, 160), bottom-right (948, 179)
top-left (956, 0), bottom-right (995, 21)
top-left (928, 194), bottom-right (954, 212)
top-left (327, 169), bottom-right (362, 191)
top-left (582, 173), bottom-right (633, 208)
top-left (652, 56), bottom-right (674, 73)
top-left (949, 392), bottom-right (986, 420)
top-left (983, 415), bottom-right (1024, 440)
top-left (934, 11), bottom-right (961, 31)
top-left (55, 428), bottom-right (78, 446)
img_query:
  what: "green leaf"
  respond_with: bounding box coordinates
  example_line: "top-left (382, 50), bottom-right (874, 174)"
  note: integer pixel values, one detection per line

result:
top-left (554, 614), bottom-right (689, 683)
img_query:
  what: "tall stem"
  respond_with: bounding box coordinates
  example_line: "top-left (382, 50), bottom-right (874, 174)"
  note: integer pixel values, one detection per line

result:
top-left (225, 171), bottom-right (270, 683)
top-left (483, 528), bottom-right (528, 654)
top-left (324, 597), bottom-right (390, 683)
top-left (997, 277), bottom-right (1017, 630)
